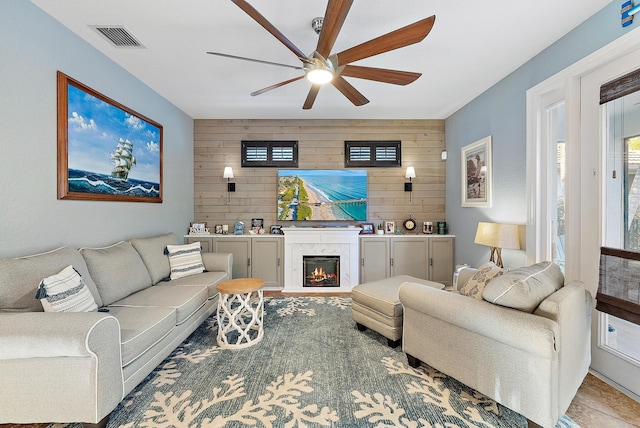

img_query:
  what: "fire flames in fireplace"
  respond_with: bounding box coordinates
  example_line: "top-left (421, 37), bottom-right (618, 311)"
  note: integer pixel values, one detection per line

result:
top-left (307, 267), bottom-right (337, 283)
top-left (303, 256), bottom-right (339, 287)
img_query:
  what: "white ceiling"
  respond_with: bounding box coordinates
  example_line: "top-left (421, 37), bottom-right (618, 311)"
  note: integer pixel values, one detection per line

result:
top-left (32, 0), bottom-right (611, 119)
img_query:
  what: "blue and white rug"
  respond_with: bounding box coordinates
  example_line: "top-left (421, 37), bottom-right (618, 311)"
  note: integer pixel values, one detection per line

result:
top-left (58, 297), bottom-right (579, 427)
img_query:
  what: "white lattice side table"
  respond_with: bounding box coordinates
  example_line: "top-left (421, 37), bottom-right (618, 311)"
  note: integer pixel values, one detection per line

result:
top-left (216, 278), bottom-right (265, 349)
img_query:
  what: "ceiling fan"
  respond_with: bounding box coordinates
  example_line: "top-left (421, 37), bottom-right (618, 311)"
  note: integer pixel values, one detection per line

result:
top-left (207, 0), bottom-right (436, 110)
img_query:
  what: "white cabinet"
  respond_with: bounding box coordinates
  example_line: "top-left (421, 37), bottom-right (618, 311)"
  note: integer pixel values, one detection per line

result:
top-left (428, 236), bottom-right (455, 286)
top-left (187, 234), bottom-right (452, 289)
top-left (390, 237), bottom-right (429, 279)
top-left (250, 237), bottom-right (283, 288)
top-left (359, 237), bottom-right (390, 283)
top-left (360, 235), bottom-right (454, 287)
top-left (185, 235), bottom-right (283, 288)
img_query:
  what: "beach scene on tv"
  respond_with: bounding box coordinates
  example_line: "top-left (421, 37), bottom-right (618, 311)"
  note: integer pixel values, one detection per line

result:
top-left (277, 170), bottom-right (367, 221)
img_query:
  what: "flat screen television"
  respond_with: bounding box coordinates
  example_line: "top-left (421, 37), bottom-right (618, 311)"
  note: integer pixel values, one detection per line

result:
top-left (277, 169), bottom-right (367, 221)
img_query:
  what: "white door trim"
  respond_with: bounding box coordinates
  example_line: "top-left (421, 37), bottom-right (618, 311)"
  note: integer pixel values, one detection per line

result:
top-left (526, 25), bottom-right (640, 397)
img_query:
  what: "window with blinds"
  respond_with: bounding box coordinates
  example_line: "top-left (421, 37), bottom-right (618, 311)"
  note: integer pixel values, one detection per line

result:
top-left (344, 141), bottom-right (401, 167)
top-left (598, 68), bottom-right (640, 327)
top-left (241, 141), bottom-right (298, 167)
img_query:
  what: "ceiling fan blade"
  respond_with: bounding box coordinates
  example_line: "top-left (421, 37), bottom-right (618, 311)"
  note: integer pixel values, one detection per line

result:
top-left (303, 85), bottom-right (321, 110)
top-left (340, 65), bottom-right (421, 85)
top-left (335, 15), bottom-right (436, 66)
top-left (231, 0), bottom-right (309, 61)
top-left (332, 75), bottom-right (369, 106)
top-left (316, 0), bottom-right (353, 59)
top-left (250, 75), bottom-right (305, 96)
top-left (207, 52), bottom-right (303, 70)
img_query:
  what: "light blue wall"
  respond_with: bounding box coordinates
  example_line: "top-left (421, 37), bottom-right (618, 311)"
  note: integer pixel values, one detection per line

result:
top-left (0, 1), bottom-right (194, 257)
top-left (445, 1), bottom-right (638, 268)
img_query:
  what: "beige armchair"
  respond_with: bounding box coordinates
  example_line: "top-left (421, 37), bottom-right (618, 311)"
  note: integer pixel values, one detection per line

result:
top-left (399, 263), bottom-right (593, 428)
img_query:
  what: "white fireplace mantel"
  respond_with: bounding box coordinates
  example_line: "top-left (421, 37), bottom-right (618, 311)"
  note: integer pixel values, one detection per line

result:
top-left (282, 227), bottom-right (361, 293)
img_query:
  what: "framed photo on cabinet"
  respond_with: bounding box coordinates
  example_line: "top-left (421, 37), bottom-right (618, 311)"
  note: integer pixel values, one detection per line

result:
top-left (385, 221), bottom-right (395, 234)
top-left (360, 223), bottom-right (375, 234)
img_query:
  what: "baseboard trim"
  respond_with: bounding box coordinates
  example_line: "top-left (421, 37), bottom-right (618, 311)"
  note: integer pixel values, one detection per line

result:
top-left (588, 368), bottom-right (640, 402)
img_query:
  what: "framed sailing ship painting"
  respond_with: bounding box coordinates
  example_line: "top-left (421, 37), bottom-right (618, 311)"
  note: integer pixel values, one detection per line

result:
top-left (57, 72), bottom-right (163, 202)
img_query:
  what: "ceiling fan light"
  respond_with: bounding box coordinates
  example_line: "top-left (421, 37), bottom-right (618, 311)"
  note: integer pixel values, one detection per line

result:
top-left (306, 68), bottom-right (334, 85)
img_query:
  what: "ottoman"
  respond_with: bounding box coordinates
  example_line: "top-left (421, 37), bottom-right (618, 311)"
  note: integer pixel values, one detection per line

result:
top-left (352, 275), bottom-right (445, 347)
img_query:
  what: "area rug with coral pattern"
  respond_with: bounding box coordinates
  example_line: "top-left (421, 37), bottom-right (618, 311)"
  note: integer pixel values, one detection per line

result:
top-left (54, 297), bottom-right (579, 427)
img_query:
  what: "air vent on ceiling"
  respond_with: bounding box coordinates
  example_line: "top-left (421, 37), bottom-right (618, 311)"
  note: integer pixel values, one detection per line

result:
top-left (90, 25), bottom-right (145, 48)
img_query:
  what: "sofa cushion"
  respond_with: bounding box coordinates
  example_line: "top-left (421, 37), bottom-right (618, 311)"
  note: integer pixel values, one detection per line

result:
top-left (459, 261), bottom-right (506, 299)
top-left (170, 270), bottom-right (227, 299)
top-left (81, 241), bottom-right (153, 306)
top-left (110, 284), bottom-right (208, 325)
top-left (106, 306), bottom-right (177, 367)
top-left (482, 261), bottom-right (564, 313)
top-left (130, 233), bottom-right (177, 284)
top-left (166, 242), bottom-right (205, 280)
top-left (0, 246), bottom-right (103, 312)
top-left (36, 265), bottom-right (98, 313)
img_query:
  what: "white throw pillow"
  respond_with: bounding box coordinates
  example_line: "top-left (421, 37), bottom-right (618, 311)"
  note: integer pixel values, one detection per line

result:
top-left (459, 261), bottom-right (506, 299)
top-left (482, 261), bottom-right (564, 313)
top-left (166, 242), bottom-right (205, 280)
top-left (35, 265), bottom-right (98, 312)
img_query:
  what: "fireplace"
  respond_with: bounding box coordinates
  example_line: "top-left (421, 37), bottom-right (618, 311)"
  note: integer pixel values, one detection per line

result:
top-left (303, 255), bottom-right (340, 287)
top-left (282, 227), bottom-right (361, 292)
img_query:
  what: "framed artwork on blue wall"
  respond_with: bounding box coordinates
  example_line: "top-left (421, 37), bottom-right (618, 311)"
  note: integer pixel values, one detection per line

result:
top-left (461, 136), bottom-right (492, 208)
top-left (56, 71), bottom-right (163, 203)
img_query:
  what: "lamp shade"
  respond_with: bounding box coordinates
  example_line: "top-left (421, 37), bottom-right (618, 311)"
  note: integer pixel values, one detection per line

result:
top-left (223, 166), bottom-right (234, 179)
top-left (474, 222), bottom-right (520, 250)
top-left (405, 167), bottom-right (416, 179)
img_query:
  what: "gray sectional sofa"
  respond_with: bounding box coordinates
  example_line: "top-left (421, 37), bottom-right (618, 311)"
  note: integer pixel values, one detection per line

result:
top-left (0, 232), bottom-right (232, 426)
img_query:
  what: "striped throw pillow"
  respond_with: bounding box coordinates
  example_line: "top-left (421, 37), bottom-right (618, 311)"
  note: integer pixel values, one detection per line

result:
top-left (35, 265), bottom-right (98, 312)
top-left (166, 242), bottom-right (205, 280)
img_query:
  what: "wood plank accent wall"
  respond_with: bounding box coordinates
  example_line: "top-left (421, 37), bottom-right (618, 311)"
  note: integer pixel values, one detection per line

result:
top-left (194, 119), bottom-right (445, 231)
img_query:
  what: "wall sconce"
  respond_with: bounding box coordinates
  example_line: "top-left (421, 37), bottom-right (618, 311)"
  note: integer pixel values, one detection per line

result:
top-left (474, 222), bottom-right (520, 268)
top-left (441, 149), bottom-right (448, 160)
top-left (405, 167), bottom-right (416, 201)
top-left (223, 166), bottom-right (235, 202)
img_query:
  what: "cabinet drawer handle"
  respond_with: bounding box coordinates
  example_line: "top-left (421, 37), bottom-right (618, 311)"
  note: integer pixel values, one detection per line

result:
top-left (430, 257), bottom-right (433, 266)
top-left (248, 257), bottom-right (251, 267)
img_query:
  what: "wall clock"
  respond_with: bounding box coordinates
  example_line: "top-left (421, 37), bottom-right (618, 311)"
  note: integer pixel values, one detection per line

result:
top-left (403, 216), bottom-right (417, 232)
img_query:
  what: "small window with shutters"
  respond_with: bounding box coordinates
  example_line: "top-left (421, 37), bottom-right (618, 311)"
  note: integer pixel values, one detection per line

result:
top-left (242, 141), bottom-right (298, 167)
top-left (344, 141), bottom-right (401, 167)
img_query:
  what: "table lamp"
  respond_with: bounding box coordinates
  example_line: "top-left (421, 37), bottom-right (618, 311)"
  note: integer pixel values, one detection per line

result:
top-left (474, 222), bottom-right (520, 267)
